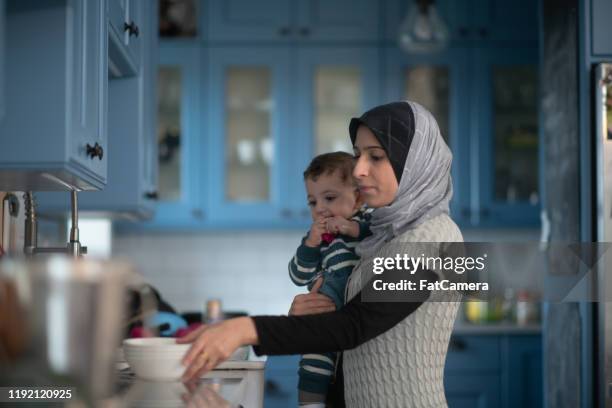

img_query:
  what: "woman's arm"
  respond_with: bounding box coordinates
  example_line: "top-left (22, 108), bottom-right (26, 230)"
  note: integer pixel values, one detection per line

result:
top-left (253, 267), bottom-right (436, 355)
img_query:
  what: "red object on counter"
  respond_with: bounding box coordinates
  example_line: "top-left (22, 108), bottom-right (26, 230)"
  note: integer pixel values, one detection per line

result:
top-left (175, 322), bottom-right (203, 338)
top-left (321, 233), bottom-right (336, 244)
top-left (129, 326), bottom-right (156, 338)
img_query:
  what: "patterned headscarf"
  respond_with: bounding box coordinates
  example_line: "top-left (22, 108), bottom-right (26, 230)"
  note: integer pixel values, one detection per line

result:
top-left (349, 101), bottom-right (453, 257)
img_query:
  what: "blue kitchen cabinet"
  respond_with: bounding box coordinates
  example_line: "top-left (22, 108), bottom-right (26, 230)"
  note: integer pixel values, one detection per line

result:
top-left (501, 336), bottom-right (543, 408)
top-left (108, 0), bottom-right (144, 77)
top-left (444, 333), bottom-right (542, 408)
top-left (471, 0), bottom-right (538, 44)
top-left (290, 47), bottom-right (381, 223)
top-left (0, 0), bottom-right (4, 127)
top-left (445, 374), bottom-right (501, 408)
top-left (38, 0), bottom-right (158, 218)
top-left (383, 0), bottom-right (537, 45)
top-left (591, 0), bottom-right (612, 56)
top-left (206, 0), bottom-right (380, 43)
top-left (139, 44), bottom-right (203, 227)
top-left (0, 0), bottom-right (108, 191)
top-left (206, 47), bottom-right (294, 226)
top-left (206, 0), bottom-right (293, 43)
top-left (264, 355), bottom-right (300, 408)
top-left (472, 47), bottom-right (540, 227)
top-left (382, 46), bottom-right (471, 227)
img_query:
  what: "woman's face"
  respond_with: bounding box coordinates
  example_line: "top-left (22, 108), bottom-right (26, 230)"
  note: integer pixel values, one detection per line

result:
top-left (352, 126), bottom-right (399, 208)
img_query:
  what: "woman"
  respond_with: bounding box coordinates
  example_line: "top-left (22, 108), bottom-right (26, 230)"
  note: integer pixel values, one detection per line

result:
top-left (179, 101), bottom-right (463, 407)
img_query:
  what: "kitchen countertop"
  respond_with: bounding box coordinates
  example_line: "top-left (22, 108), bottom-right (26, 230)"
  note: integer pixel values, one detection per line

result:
top-left (452, 320), bottom-right (542, 335)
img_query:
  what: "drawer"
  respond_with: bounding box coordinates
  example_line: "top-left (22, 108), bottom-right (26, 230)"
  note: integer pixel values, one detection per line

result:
top-left (444, 335), bottom-right (501, 373)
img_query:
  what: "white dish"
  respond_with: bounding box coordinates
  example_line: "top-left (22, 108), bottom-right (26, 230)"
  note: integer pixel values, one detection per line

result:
top-left (122, 337), bottom-right (249, 381)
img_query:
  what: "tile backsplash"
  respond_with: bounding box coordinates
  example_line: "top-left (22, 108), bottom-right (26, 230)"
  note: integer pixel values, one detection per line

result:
top-left (112, 227), bottom-right (540, 317)
top-left (112, 231), bottom-right (306, 316)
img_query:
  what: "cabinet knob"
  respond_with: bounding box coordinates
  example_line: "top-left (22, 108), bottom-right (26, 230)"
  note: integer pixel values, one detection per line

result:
top-left (461, 207), bottom-right (471, 218)
top-left (144, 191), bottom-right (158, 200)
top-left (480, 208), bottom-right (491, 218)
top-left (458, 27), bottom-right (470, 37)
top-left (86, 143), bottom-right (104, 160)
top-left (478, 27), bottom-right (489, 38)
top-left (278, 26), bottom-right (292, 36)
top-left (299, 27), bottom-right (311, 37)
top-left (192, 209), bottom-right (204, 219)
top-left (124, 21), bottom-right (140, 37)
top-left (280, 209), bottom-right (293, 218)
top-left (448, 337), bottom-right (467, 351)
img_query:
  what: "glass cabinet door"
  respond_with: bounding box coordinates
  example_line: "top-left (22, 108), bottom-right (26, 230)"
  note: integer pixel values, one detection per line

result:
top-left (208, 47), bottom-right (291, 223)
top-left (383, 48), bottom-right (470, 225)
top-left (149, 45), bottom-right (202, 226)
top-left (476, 48), bottom-right (540, 226)
top-left (293, 47), bottom-right (381, 221)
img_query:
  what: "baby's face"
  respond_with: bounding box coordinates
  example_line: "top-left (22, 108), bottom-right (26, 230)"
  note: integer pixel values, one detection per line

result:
top-left (305, 171), bottom-right (360, 221)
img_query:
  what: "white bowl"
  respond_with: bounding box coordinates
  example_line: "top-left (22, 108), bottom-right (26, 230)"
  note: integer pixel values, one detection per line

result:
top-left (122, 337), bottom-right (249, 381)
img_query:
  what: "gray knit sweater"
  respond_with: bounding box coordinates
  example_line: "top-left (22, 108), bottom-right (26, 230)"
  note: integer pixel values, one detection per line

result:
top-left (343, 213), bottom-right (463, 408)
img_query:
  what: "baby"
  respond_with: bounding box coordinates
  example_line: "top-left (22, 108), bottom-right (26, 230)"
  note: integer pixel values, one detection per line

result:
top-left (288, 151), bottom-right (371, 407)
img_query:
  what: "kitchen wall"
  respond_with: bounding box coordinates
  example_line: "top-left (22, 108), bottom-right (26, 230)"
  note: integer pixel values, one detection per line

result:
top-left (112, 227), bottom-right (540, 316)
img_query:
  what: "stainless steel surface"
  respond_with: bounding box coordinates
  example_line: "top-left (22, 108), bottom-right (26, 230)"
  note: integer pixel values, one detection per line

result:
top-left (595, 63), bottom-right (612, 408)
top-left (23, 191), bottom-right (87, 257)
top-left (0, 258), bottom-right (143, 401)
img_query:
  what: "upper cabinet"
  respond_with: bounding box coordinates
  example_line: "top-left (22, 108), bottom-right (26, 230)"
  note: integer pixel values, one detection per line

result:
top-left (591, 0), bottom-right (612, 56)
top-left (384, 0), bottom-right (537, 45)
top-left (0, 0), bottom-right (5, 128)
top-left (109, 0), bottom-right (144, 77)
top-left (38, 0), bottom-right (158, 218)
top-left (206, 0), bottom-right (380, 43)
top-left (0, 0), bottom-right (108, 191)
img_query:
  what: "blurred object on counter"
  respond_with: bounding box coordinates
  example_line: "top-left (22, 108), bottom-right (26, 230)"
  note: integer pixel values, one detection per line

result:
top-left (0, 257), bottom-right (154, 402)
top-left (464, 298), bottom-right (503, 324)
top-left (204, 299), bottom-right (223, 324)
top-left (501, 288), bottom-right (516, 322)
top-left (0, 278), bottom-right (28, 363)
top-left (144, 311), bottom-right (187, 337)
top-left (182, 310), bottom-right (248, 325)
top-left (516, 289), bottom-right (540, 325)
top-left (175, 322), bottom-right (203, 338)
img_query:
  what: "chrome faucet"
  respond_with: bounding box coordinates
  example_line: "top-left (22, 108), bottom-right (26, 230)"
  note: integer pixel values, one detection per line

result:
top-left (24, 191), bottom-right (87, 258)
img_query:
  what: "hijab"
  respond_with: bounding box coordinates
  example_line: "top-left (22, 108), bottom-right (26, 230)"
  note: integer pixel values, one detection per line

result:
top-left (349, 101), bottom-right (453, 257)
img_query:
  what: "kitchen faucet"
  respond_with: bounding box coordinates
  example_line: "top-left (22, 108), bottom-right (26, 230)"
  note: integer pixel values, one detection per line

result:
top-left (23, 191), bottom-right (87, 258)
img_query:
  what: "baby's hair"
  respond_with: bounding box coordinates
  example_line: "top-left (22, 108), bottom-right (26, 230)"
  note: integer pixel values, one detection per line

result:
top-left (303, 151), bottom-right (356, 185)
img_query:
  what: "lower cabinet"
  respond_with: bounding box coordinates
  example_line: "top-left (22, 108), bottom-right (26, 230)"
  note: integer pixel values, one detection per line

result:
top-left (445, 333), bottom-right (542, 408)
top-left (262, 335), bottom-right (541, 408)
top-left (445, 374), bottom-right (501, 408)
top-left (264, 356), bottom-right (299, 408)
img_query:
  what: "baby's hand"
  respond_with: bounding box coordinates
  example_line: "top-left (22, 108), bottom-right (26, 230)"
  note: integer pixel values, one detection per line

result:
top-left (305, 218), bottom-right (327, 247)
top-left (325, 216), bottom-right (360, 238)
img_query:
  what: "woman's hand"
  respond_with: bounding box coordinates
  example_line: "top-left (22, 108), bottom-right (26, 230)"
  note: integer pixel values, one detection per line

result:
top-left (177, 317), bottom-right (258, 382)
top-left (289, 279), bottom-right (336, 316)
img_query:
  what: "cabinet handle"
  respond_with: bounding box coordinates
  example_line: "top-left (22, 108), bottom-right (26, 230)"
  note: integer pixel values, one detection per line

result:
top-left (480, 208), bottom-right (491, 218)
top-left (458, 27), bottom-right (470, 37)
top-left (192, 209), bottom-right (204, 219)
top-left (280, 209), bottom-right (293, 218)
top-left (124, 21), bottom-right (140, 38)
top-left (86, 143), bottom-right (104, 160)
top-left (461, 207), bottom-right (470, 218)
top-left (478, 27), bottom-right (488, 38)
top-left (448, 337), bottom-right (467, 351)
top-left (144, 191), bottom-right (158, 200)
top-left (299, 27), bottom-right (311, 37)
top-left (278, 26), bottom-right (292, 36)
